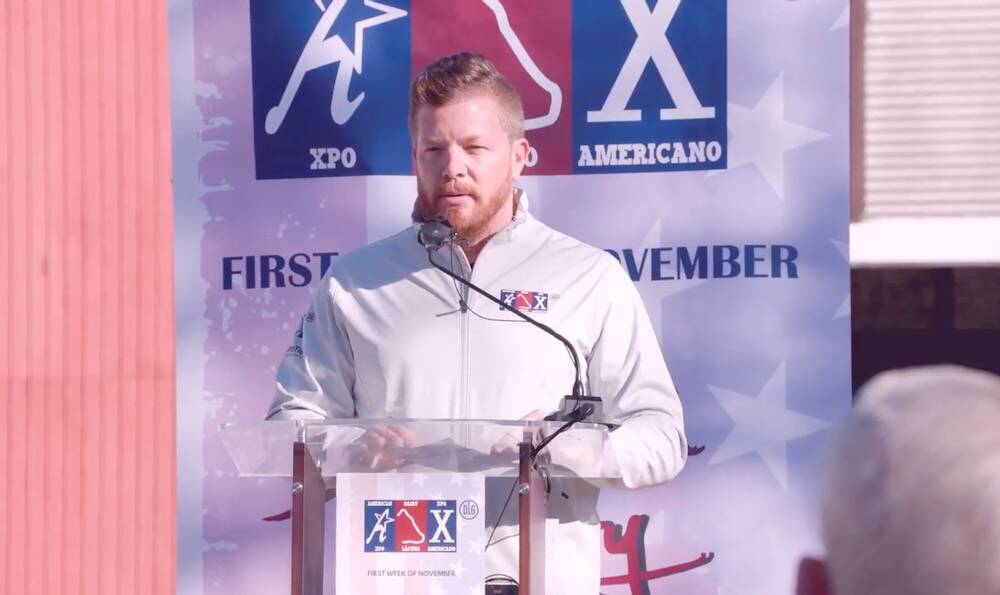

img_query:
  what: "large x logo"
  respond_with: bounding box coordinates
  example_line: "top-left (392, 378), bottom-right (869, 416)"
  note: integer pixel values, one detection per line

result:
top-left (429, 508), bottom-right (455, 544)
top-left (587, 0), bottom-right (715, 123)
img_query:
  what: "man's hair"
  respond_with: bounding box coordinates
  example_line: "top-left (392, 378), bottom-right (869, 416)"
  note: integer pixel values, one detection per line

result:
top-left (821, 365), bottom-right (1000, 595)
top-left (409, 52), bottom-right (525, 140)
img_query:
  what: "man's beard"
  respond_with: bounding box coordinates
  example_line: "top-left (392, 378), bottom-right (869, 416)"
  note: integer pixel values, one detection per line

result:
top-left (417, 176), bottom-right (513, 243)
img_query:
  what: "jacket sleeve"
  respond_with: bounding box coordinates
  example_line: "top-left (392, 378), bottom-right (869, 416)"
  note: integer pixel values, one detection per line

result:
top-left (584, 259), bottom-right (688, 489)
top-left (266, 275), bottom-right (356, 421)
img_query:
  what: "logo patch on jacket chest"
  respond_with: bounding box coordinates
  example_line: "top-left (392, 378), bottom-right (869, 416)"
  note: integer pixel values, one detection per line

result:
top-left (499, 290), bottom-right (549, 313)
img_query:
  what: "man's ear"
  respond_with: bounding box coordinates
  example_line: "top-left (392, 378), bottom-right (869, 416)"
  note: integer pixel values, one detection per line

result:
top-left (510, 137), bottom-right (530, 179)
top-left (796, 557), bottom-right (831, 595)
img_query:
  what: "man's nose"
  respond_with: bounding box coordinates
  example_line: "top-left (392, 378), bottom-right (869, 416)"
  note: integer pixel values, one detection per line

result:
top-left (441, 145), bottom-right (468, 179)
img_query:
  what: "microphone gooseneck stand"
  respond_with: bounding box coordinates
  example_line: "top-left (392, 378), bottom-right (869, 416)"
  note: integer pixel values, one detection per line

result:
top-left (418, 219), bottom-right (585, 401)
top-left (418, 219), bottom-right (603, 594)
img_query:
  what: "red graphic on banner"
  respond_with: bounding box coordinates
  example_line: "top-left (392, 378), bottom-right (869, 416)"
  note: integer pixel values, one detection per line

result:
top-left (600, 514), bottom-right (715, 594)
top-left (410, 0), bottom-right (573, 174)
top-left (394, 500), bottom-right (429, 552)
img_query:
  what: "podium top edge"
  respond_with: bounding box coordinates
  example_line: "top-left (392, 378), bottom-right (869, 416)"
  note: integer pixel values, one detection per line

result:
top-left (219, 418), bottom-right (610, 432)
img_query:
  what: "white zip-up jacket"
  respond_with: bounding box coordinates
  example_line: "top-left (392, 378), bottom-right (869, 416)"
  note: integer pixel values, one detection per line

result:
top-left (268, 193), bottom-right (687, 593)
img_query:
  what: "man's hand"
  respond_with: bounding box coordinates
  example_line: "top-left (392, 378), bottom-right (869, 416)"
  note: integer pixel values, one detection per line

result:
top-left (349, 425), bottom-right (419, 471)
top-left (490, 409), bottom-right (547, 457)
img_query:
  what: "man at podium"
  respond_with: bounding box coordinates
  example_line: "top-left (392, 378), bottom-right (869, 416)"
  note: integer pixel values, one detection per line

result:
top-left (267, 52), bottom-right (687, 594)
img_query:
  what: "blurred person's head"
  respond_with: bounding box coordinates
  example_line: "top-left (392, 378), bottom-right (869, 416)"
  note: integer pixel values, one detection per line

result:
top-left (798, 365), bottom-right (1000, 595)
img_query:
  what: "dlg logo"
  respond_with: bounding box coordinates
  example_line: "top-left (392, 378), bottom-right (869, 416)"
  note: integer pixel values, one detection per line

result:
top-left (364, 500), bottom-right (457, 553)
top-left (572, 0), bottom-right (727, 173)
top-left (249, 0), bottom-right (411, 179)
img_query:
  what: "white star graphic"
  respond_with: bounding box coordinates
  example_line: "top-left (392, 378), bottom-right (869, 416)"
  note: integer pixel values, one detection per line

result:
top-left (832, 240), bottom-right (850, 319)
top-left (410, 472), bottom-right (428, 487)
top-left (449, 473), bottom-right (466, 487)
top-left (832, 4), bottom-right (849, 30)
top-left (349, 0), bottom-right (407, 72)
top-left (726, 73), bottom-right (828, 201)
top-left (632, 219), bottom-right (707, 345)
top-left (708, 362), bottom-right (830, 489)
top-left (451, 559), bottom-right (466, 579)
top-left (467, 536), bottom-right (486, 556)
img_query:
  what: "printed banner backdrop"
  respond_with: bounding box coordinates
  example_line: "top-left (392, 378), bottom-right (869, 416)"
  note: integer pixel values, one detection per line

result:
top-left (170, 1), bottom-right (851, 594)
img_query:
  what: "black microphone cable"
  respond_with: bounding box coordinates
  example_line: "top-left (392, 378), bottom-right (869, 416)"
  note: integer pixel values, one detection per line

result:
top-left (482, 403), bottom-right (595, 553)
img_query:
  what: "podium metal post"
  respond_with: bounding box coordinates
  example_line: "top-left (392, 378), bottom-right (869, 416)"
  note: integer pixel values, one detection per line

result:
top-left (291, 438), bottom-right (325, 595)
top-left (518, 431), bottom-right (546, 595)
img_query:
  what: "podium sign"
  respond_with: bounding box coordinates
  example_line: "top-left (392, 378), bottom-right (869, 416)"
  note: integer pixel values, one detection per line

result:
top-left (336, 473), bottom-right (486, 593)
top-left (220, 420), bottom-right (614, 594)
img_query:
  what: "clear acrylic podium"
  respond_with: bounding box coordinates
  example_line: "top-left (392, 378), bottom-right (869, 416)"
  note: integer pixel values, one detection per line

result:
top-left (220, 419), bottom-right (615, 595)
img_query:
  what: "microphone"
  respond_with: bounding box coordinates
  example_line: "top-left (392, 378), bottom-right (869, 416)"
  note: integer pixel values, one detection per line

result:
top-left (417, 218), bottom-right (456, 251)
top-left (416, 219), bottom-right (596, 417)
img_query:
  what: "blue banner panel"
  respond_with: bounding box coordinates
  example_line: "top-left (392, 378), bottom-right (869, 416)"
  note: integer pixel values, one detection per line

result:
top-left (249, 0), bottom-right (413, 178)
top-left (572, 0), bottom-right (726, 173)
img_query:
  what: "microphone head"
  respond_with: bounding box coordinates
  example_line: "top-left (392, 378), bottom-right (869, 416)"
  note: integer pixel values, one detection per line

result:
top-left (417, 218), bottom-right (454, 250)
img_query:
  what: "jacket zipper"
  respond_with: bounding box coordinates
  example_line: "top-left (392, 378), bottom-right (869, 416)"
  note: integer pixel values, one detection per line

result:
top-left (460, 294), bottom-right (470, 420)
top-left (456, 247), bottom-right (472, 423)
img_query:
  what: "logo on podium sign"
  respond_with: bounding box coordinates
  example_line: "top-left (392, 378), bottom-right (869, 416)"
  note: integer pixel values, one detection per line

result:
top-left (337, 473), bottom-right (485, 592)
top-left (364, 499), bottom-right (458, 553)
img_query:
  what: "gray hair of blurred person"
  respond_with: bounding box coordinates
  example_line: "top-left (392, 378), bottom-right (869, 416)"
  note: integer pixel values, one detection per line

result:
top-left (801, 365), bottom-right (1000, 595)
